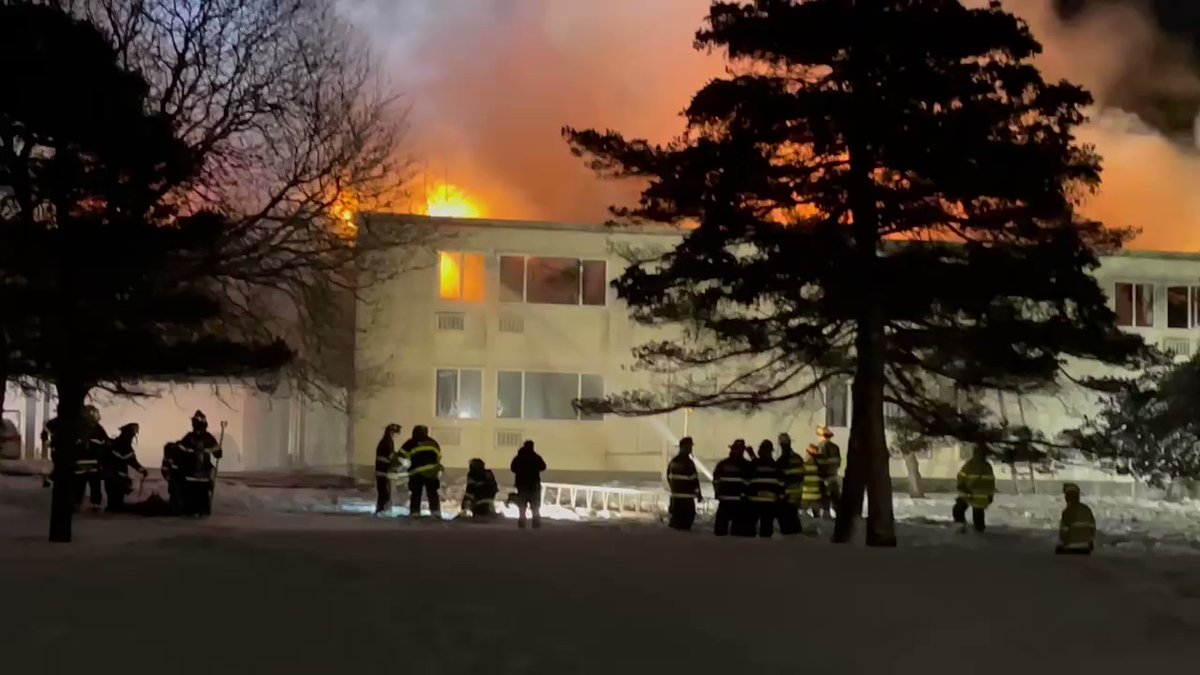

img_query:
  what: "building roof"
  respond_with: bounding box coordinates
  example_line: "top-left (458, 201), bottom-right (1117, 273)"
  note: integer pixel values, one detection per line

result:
top-left (362, 213), bottom-right (1200, 259)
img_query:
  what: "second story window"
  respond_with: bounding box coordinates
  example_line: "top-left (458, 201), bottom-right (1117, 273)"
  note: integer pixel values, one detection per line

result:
top-left (499, 256), bottom-right (606, 306)
top-left (1167, 286), bottom-right (1200, 329)
top-left (438, 252), bottom-right (485, 302)
top-left (1115, 282), bottom-right (1153, 328)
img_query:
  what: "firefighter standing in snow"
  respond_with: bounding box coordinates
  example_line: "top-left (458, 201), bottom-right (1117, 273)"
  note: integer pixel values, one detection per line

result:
top-left (161, 441), bottom-right (185, 512)
top-left (177, 411), bottom-right (221, 517)
top-left (712, 439), bottom-right (751, 536)
top-left (953, 444), bottom-right (996, 533)
top-left (1056, 483), bottom-right (1097, 555)
top-left (102, 423), bottom-right (147, 512)
top-left (775, 433), bottom-right (805, 535)
top-left (801, 444), bottom-right (828, 518)
top-left (374, 423), bottom-right (402, 514)
top-left (666, 437), bottom-right (702, 531)
top-left (402, 425), bottom-right (443, 516)
top-left (748, 440), bottom-right (784, 537)
top-left (510, 440), bottom-right (546, 529)
top-left (815, 425), bottom-right (841, 518)
top-left (462, 458), bottom-right (500, 517)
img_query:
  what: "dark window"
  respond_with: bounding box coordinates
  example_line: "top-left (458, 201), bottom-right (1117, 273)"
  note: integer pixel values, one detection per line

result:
top-left (435, 369), bottom-right (481, 419)
top-left (581, 260), bottom-right (607, 306)
top-left (497, 371), bottom-right (523, 419)
top-left (579, 374), bottom-right (605, 421)
top-left (1114, 283), bottom-right (1133, 327)
top-left (1168, 286), bottom-right (1189, 328)
top-left (499, 256), bottom-right (525, 303)
top-left (825, 381), bottom-right (848, 428)
top-left (1136, 284), bottom-right (1154, 327)
top-left (1115, 283), bottom-right (1153, 328)
top-left (526, 257), bottom-right (581, 305)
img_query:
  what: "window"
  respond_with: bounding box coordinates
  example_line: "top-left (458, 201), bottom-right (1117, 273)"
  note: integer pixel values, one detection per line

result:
top-left (824, 380), bottom-right (849, 428)
top-left (435, 369), bottom-right (482, 419)
top-left (1167, 286), bottom-right (1200, 329)
top-left (496, 371), bottom-right (604, 421)
top-left (498, 255), bottom-right (606, 306)
top-left (1114, 283), bottom-right (1153, 327)
top-left (438, 252), bottom-right (485, 302)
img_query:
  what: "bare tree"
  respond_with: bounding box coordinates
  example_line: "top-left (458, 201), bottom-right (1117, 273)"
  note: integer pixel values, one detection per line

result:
top-left (73, 0), bottom-right (431, 403)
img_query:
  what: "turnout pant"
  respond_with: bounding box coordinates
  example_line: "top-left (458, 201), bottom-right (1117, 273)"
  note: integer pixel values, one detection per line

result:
top-left (825, 478), bottom-right (841, 516)
top-left (668, 497), bottom-right (696, 531)
top-left (408, 474), bottom-right (441, 516)
top-left (167, 476), bottom-right (186, 514)
top-left (952, 498), bottom-right (987, 532)
top-left (753, 500), bottom-right (777, 538)
top-left (515, 490), bottom-right (541, 528)
top-left (183, 479), bottom-right (213, 516)
top-left (714, 500), bottom-right (741, 536)
top-left (104, 475), bottom-right (132, 512)
top-left (74, 472), bottom-right (102, 509)
top-left (777, 499), bottom-right (803, 535)
top-left (375, 476), bottom-right (392, 513)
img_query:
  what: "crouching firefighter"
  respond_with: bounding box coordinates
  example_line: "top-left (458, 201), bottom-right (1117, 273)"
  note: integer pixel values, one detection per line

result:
top-left (375, 423), bottom-right (402, 515)
top-left (102, 423), bottom-right (148, 512)
top-left (178, 411), bottom-right (221, 517)
top-left (403, 425), bottom-right (443, 517)
top-left (1056, 483), bottom-right (1096, 555)
top-left (666, 437), bottom-right (702, 531)
top-left (462, 458), bottom-right (500, 517)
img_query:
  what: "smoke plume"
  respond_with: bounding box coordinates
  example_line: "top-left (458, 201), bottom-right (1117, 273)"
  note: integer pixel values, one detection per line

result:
top-left (341, 0), bottom-right (1200, 251)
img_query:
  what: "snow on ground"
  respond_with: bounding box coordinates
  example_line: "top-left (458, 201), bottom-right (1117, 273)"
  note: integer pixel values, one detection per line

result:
top-left (3, 478), bottom-right (1200, 674)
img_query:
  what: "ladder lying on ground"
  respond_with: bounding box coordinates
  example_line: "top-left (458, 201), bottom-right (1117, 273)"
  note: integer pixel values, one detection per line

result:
top-left (537, 482), bottom-right (718, 518)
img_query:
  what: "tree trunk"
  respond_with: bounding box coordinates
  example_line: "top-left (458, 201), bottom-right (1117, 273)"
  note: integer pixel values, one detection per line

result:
top-left (1028, 461), bottom-right (1037, 495)
top-left (48, 377), bottom-right (86, 543)
top-left (903, 453), bottom-right (925, 498)
top-left (1009, 462), bottom-right (1020, 496)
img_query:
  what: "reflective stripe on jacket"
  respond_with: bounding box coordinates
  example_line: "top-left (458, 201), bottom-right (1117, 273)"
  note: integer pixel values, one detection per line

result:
top-left (800, 457), bottom-right (826, 507)
top-left (747, 459), bottom-right (784, 503)
top-left (406, 441), bottom-right (442, 476)
top-left (957, 457), bottom-right (996, 509)
top-left (712, 458), bottom-right (748, 502)
top-left (778, 451), bottom-right (805, 498)
top-left (1059, 502), bottom-right (1096, 550)
top-left (667, 455), bottom-right (701, 500)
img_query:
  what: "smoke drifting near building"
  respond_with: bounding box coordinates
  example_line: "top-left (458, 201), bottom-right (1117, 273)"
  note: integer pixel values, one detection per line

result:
top-left (342, 0), bottom-right (1200, 251)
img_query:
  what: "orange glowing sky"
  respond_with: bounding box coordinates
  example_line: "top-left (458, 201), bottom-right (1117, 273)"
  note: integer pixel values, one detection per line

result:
top-left (344, 0), bottom-right (1200, 251)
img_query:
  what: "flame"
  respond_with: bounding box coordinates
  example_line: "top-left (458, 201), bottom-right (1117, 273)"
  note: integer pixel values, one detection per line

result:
top-left (330, 193), bottom-right (358, 239)
top-left (425, 182), bottom-right (485, 218)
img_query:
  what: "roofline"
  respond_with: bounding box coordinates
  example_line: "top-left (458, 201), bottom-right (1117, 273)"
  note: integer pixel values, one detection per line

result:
top-left (362, 213), bottom-right (1200, 258)
top-left (361, 213), bottom-right (682, 237)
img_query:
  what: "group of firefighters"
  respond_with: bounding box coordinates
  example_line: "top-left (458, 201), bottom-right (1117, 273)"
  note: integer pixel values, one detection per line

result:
top-left (42, 407), bottom-right (223, 517)
top-left (668, 426), bottom-right (1099, 553)
top-left (374, 423), bottom-right (548, 528)
top-left (667, 425), bottom-right (843, 537)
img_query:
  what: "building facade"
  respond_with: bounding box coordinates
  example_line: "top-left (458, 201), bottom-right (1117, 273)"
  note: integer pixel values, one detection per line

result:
top-left (353, 215), bottom-right (1200, 491)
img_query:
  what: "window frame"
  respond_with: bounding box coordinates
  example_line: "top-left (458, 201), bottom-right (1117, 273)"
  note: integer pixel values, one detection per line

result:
top-left (1166, 285), bottom-right (1200, 329)
top-left (495, 370), bottom-right (604, 421)
top-left (437, 250), bottom-right (486, 303)
top-left (824, 380), bottom-right (849, 428)
top-left (433, 367), bottom-right (483, 420)
top-left (1114, 281), bottom-right (1155, 328)
top-left (497, 254), bottom-right (608, 307)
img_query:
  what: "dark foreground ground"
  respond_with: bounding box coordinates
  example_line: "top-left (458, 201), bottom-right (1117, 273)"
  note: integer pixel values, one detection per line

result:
top-left (3, 495), bottom-right (1200, 675)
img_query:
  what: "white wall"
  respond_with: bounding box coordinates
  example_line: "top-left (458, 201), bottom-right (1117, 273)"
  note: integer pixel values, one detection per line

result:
top-left (355, 216), bottom-right (1200, 485)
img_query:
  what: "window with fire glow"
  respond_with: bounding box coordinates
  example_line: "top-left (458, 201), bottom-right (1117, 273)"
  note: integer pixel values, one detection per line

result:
top-left (439, 252), bottom-right (485, 302)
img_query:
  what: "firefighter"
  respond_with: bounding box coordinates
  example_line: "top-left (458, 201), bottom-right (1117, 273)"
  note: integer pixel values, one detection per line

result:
top-left (776, 432), bottom-right (805, 535)
top-left (102, 423), bottom-right (147, 512)
top-left (402, 425), bottom-right (443, 517)
top-left (712, 439), bottom-right (752, 536)
top-left (1056, 483), bottom-right (1097, 555)
top-left (953, 444), bottom-right (996, 533)
top-left (374, 423), bottom-right (402, 514)
top-left (462, 458), bottom-right (500, 518)
top-left (161, 441), bottom-right (185, 513)
top-left (815, 425), bottom-right (841, 518)
top-left (747, 440), bottom-right (784, 538)
top-left (666, 437), bottom-right (702, 531)
top-left (73, 406), bottom-right (109, 511)
top-left (510, 440), bottom-right (547, 529)
top-left (177, 411), bottom-right (221, 517)
top-left (801, 444), bottom-right (828, 519)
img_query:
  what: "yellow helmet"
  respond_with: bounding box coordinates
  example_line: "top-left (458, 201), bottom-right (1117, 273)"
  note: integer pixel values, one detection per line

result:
top-left (816, 425), bottom-right (833, 438)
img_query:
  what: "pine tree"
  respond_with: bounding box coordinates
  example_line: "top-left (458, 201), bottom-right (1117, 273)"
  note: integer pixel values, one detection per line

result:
top-left (1071, 354), bottom-right (1200, 491)
top-left (564, 0), bottom-right (1142, 545)
top-left (0, 4), bottom-right (290, 543)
